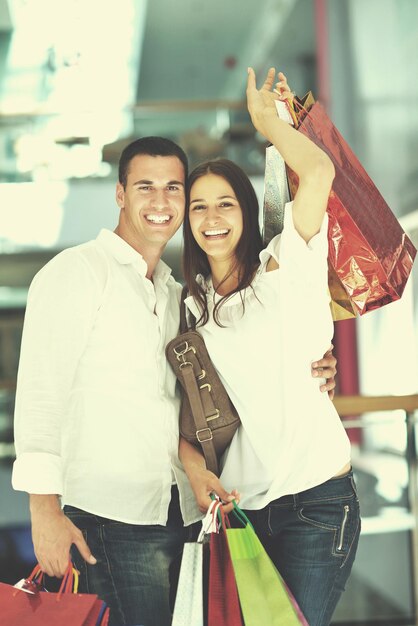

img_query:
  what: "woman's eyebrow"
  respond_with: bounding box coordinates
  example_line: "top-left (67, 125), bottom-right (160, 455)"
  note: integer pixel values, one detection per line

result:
top-left (190, 195), bottom-right (235, 204)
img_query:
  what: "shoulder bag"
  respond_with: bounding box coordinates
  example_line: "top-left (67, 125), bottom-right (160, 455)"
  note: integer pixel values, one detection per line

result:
top-left (166, 286), bottom-right (240, 475)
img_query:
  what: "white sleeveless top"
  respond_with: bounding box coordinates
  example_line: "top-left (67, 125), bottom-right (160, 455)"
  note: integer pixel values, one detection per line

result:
top-left (185, 202), bottom-right (351, 510)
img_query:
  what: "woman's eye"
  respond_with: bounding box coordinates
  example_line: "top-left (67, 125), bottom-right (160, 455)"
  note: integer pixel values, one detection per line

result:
top-left (220, 202), bottom-right (233, 208)
top-left (191, 205), bottom-right (205, 211)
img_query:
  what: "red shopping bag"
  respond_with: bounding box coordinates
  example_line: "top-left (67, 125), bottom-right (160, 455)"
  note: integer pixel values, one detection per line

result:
top-left (0, 563), bottom-right (109, 626)
top-left (286, 99), bottom-right (416, 320)
top-left (208, 523), bottom-right (243, 625)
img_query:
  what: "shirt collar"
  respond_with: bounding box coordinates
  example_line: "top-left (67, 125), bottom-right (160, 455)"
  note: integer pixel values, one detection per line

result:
top-left (96, 229), bottom-right (172, 283)
top-left (194, 273), bottom-right (255, 308)
top-left (185, 273), bottom-right (242, 316)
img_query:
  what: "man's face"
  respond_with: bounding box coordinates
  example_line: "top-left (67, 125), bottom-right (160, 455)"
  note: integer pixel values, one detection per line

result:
top-left (116, 154), bottom-right (186, 251)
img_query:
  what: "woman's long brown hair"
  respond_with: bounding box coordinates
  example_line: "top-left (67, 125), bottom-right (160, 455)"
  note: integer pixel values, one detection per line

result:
top-left (182, 158), bottom-right (264, 326)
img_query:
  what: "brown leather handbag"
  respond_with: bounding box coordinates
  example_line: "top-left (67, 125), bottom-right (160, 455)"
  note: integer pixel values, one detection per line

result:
top-left (166, 286), bottom-right (240, 476)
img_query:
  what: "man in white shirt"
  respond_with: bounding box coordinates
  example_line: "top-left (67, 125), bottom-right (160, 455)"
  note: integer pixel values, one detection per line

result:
top-left (12, 137), bottom-right (204, 626)
top-left (12, 136), bottom-right (337, 626)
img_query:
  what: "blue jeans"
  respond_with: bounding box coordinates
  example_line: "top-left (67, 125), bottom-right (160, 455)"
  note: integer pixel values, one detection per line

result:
top-left (244, 470), bottom-right (361, 626)
top-left (64, 486), bottom-right (191, 626)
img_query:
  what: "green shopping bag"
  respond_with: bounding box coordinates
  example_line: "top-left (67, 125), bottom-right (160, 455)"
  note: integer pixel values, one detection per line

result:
top-left (225, 504), bottom-right (307, 626)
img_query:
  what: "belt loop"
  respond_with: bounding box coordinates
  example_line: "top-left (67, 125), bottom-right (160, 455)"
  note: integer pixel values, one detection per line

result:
top-left (292, 494), bottom-right (298, 510)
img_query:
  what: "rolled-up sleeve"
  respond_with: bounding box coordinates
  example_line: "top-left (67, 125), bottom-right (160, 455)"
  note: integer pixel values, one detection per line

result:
top-left (262, 201), bottom-right (329, 291)
top-left (12, 249), bottom-right (101, 494)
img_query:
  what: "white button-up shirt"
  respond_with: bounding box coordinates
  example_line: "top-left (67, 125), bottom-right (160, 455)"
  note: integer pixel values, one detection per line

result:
top-left (185, 203), bottom-right (351, 510)
top-left (12, 229), bottom-right (201, 526)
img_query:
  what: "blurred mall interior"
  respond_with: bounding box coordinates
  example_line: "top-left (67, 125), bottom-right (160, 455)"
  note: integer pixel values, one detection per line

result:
top-left (0, 0), bottom-right (418, 623)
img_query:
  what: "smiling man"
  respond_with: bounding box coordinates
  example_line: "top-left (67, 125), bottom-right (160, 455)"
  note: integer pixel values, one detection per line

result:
top-left (115, 149), bottom-right (186, 274)
top-left (11, 138), bottom-right (205, 626)
top-left (11, 136), bottom-right (337, 626)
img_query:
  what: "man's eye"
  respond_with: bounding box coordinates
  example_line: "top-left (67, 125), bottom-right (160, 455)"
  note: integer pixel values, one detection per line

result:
top-left (138, 186), bottom-right (152, 191)
top-left (167, 185), bottom-right (180, 191)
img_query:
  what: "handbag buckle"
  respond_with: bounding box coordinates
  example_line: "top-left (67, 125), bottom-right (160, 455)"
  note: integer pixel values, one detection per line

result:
top-left (206, 409), bottom-right (220, 422)
top-left (196, 428), bottom-right (213, 443)
top-left (174, 341), bottom-right (196, 358)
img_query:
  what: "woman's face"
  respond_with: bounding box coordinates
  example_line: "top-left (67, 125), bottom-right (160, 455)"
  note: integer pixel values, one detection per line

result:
top-left (188, 173), bottom-right (243, 264)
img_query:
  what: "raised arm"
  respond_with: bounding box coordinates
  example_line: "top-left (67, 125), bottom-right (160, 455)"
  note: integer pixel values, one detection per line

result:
top-left (246, 67), bottom-right (335, 242)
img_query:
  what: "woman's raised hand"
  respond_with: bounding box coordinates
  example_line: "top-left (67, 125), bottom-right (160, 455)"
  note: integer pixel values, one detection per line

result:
top-left (275, 71), bottom-right (294, 101)
top-left (246, 67), bottom-right (294, 140)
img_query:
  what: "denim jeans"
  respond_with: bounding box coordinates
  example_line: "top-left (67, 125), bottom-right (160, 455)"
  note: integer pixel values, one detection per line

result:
top-left (64, 486), bottom-right (191, 626)
top-left (244, 470), bottom-right (361, 626)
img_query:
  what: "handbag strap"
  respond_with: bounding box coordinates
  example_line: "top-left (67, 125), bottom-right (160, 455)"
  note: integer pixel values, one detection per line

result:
top-left (180, 359), bottom-right (219, 475)
top-left (180, 285), bottom-right (196, 332)
top-left (178, 285), bottom-right (218, 473)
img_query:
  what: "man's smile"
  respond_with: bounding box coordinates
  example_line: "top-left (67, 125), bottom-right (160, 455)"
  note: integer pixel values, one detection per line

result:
top-left (145, 214), bottom-right (173, 225)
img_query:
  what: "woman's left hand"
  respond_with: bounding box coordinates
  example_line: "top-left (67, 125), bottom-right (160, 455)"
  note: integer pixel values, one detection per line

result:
top-left (312, 345), bottom-right (337, 400)
top-left (246, 67), bottom-right (294, 140)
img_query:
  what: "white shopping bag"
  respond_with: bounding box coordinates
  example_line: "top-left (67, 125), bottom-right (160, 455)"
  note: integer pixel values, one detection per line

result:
top-left (172, 542), bottom-right (204, 626)
top-left (172, 501), bottom-right (221, 626)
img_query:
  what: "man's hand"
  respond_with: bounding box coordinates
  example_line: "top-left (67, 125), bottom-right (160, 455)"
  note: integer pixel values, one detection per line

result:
top-left (187, 465), bottom-right (240, 515)
top-left (30, 494), bottom-right (96, 577)
top-left (311, 345), bottom-right (337, 400)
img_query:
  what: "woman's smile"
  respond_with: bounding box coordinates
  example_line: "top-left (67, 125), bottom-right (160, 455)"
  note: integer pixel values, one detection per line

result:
top-left (202, 227), bottom-right (231, 239)
top-left (189, 173), bottom-right (243, 261)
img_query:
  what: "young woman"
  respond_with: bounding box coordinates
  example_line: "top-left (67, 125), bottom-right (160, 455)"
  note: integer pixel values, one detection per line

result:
top-left (179, 68), bottom-right (361, 626)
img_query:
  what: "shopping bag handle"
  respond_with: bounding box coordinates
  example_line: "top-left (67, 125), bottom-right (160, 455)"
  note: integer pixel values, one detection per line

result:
top-left (209, 493), bottom-right (236, 528)
top-left (26, 563), bottom-right (44, 587)
top-left (230, 500), bottom-right (255, 530)
top-left (24, 562), bottom-right (79, 595)
top-left (198, 499), bottom-right (222, 541)
top-left (291, 97), bottom-right (314, 128)
top-left (209, 493), bottom-right (255, 530)
top-left (59, 563), bottom-right (79, 596)
top-left (292, 98), bottom-right (308, 115)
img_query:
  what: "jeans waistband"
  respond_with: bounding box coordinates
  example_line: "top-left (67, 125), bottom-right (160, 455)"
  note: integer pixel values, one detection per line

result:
top-left (269, 471), bottom-right (355, 508)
